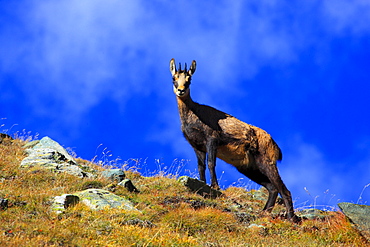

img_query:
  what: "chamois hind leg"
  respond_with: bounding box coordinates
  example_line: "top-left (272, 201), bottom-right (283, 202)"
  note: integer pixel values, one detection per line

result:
top-left (264, 165), bottom-right (298, 222)
top-left (194, 149), bottom-right (206, 183)
top-left (241, 169), bottom-right (278, 213)
top-left (261, 182), bottom-right (279, 212)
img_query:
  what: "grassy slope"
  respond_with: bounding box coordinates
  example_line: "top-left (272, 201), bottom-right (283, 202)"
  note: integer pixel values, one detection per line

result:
top-left (0, 138), bottom-right (367, 246)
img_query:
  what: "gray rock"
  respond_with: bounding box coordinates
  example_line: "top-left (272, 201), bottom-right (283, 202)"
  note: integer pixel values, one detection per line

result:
top-left (101, 169), bottom-right (125, 182)
top-left (338, 202), bottom-right (370, 242)
top-left (32, 137), bottom-right (72, 159)
top-left (118, 179), bottom-right (140, 193)
top-left (178, 176), bottom-right (222, 198)
top-left (297, 208), bottom-right (331, 220)
top-left (74, 189), bottom-right (139, 211)
top-left (21, 136), bottom-right (95, 178)
top-left (0, 198), bottom-right (8, 209)
top-left (51, 189), bottom-right (139, 213)
top-left (51, 194), bottom-right (80, 214)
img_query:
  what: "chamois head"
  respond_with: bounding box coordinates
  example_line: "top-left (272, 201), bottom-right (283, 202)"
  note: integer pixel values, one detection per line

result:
top-left (170, 58), bottom-right (196, 98)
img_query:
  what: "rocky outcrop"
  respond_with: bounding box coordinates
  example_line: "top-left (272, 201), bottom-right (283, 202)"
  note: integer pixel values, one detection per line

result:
top-left (100, 168), bottom-right (139, 192)
top-left (21, 136), bottom-right (95, 178)
top-left (52, 189), bottom-right (139, 214)
top-left (178, 176), bottom-right (222, 198)
top-left (338, 202), bottom-right (370, 242)
top-left (19, 136), bottom-right (141, 214)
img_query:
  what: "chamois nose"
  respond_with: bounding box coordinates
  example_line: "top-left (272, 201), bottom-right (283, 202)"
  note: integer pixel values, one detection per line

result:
top-left (177, 88), bottom-right (186, 96)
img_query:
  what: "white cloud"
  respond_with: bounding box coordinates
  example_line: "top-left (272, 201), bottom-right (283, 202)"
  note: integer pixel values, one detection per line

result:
top-left (3, 0), bottom-right (370, 122)
top-left (1, 1), bottom-right (243, 120)
top-left (323, 0), bottom-right (370, 35)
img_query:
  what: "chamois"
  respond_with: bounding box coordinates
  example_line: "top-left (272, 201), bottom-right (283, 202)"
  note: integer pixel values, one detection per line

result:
top-left (170, 58), bottom-right (299, 222)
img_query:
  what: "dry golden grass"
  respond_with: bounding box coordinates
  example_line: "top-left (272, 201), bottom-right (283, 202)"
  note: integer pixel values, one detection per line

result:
top-left (0, 138), bottom-right (367, 246)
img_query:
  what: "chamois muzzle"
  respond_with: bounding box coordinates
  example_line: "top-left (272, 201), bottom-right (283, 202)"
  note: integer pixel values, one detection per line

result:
top-left (177, 88), bottom-right (187, 96)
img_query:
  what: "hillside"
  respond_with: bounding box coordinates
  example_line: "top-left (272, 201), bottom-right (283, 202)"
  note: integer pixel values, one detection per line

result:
top-left (0, 135), bottom-right (367, 246)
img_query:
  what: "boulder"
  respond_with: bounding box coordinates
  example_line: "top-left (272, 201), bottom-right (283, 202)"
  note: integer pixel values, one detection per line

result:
top-left (101, 169), bottom-right (125, 182)
top-left (51, 194), bottom-right (80, 214)
top-left (178, 176), bottom-right (222, 198)
top-left (74, 189), bottom-right (139, 211)
top-left (338, 202), bottom-right (370, 242)
top-left (52, 189), bottom-right (139, 213)
top-left (21, 136), bottom-right (95, 178)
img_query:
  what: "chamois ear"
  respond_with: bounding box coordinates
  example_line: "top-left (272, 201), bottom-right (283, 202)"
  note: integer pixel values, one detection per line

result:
top-left (189, 60), bottom-right (196, 75)
top-left (170, 58), bottom-right (176, 76)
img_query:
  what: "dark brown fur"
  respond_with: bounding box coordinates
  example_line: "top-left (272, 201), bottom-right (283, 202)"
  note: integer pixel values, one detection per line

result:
top-left (170, 58), bottom-right (299, 222)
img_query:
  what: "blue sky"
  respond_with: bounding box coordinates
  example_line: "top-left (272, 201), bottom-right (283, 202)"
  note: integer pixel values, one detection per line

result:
top-left (1, 0), bottom-right (370, 209)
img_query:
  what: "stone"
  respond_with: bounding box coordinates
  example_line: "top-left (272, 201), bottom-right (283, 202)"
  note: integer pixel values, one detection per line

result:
top-left (51, 189), bottom-right (140, 213)
top-left (32, 137), bottom-right (72, 159)
top-left (101, 169), bottom-right (125, 182)
top-left (338, 202), bottom-right (370, 242)
top-left (51, 194), bottom-right (80, 214)
top-left (118, 179), bottom-right (140, 193)
top-left (74, 189), bottom-right (139, 211)
top-left (21, 136), bottom-right (95, 178)
top-left (0, 198), bottom-right (8, 210)
top-left (178, 176), bottom-right (222, 198)
top-left (297, 208), bottom-right (331, 220)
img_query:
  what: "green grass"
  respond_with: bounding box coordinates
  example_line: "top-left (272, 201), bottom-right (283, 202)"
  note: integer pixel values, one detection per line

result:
top-left (0, 138), bottom-right (367, 246)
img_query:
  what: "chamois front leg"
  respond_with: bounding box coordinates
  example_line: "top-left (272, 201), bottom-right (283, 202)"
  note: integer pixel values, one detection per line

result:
top-left (206, 140), bottom-right (219, 190)
top-left (194, 149), bottom-right (206, 182)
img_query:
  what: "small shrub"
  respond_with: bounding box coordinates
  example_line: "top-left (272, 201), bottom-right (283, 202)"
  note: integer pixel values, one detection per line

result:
top-left (79, 180), bottom-right (104, 190)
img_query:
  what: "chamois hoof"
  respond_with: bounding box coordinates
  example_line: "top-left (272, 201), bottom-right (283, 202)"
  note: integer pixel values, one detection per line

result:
top-left (290, 215), bottom-right (302, 224)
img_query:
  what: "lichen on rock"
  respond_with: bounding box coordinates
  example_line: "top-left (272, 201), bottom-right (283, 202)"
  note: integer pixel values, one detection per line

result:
top-left (52, 189), bottom-right (139, 213)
